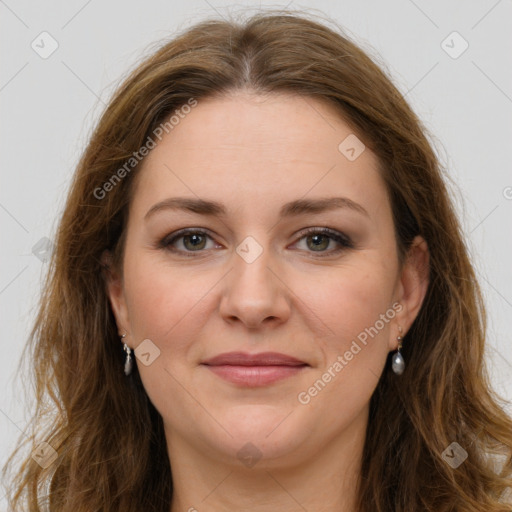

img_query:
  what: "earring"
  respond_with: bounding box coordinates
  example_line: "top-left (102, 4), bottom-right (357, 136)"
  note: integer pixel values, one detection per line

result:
top-left (121, 333), bottom-right (133, 376)
top-left (391, 326), bottom-right (405, 375)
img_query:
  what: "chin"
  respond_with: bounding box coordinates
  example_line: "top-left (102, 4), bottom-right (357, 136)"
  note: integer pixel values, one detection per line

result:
top-left (201, 404), bottom-right (316, 467)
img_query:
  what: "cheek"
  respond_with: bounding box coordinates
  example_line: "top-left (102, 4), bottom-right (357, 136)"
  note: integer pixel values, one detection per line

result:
top-left (297, 270), bottom-right (395, 425)
top-left (302, 256), bottom-right (397, 402)
top-left (122, 249), bottom-right (241, 407)
top-left (121, 254), bottom-right (211, 412)
top-left (122, 252), bottom-right (208, 351)
top-left (308, 258), bottom-right (396, 342)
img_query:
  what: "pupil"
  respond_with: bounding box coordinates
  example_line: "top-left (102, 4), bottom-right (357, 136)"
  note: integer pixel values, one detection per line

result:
top-left (186, 234), bottom-right (204, 249)
top-left (310, 234), bottom-right (328, 250)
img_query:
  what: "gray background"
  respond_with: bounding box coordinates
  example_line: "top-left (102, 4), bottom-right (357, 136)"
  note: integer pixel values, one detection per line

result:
top-left (1, 0), bottom-right (511, 506)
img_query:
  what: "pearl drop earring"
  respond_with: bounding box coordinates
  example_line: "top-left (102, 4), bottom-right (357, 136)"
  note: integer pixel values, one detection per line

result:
top-left (391, 326), bottom-right (405, 375)
top-left (120, 333), bottom-right (133, 376)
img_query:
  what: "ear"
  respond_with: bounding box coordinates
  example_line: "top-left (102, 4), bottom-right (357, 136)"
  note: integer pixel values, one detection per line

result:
top-left (393, 235), bottom-right (430, 345)
top-left (101, 250), bottom-right (132, 347)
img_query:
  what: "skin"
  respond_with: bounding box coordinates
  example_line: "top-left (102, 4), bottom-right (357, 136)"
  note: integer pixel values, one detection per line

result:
top-left (105, 91), bottom-right (429, 512)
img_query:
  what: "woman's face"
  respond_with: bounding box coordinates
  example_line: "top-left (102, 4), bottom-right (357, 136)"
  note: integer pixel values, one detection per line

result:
top-left (107, 91), bottom-right (427, 469)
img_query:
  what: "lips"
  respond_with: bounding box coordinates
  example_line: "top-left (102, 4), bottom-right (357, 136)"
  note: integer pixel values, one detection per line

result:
top-left (202, 351), bottom-right (308, 367)
top-left (201, 351), bottom-right (309, 387)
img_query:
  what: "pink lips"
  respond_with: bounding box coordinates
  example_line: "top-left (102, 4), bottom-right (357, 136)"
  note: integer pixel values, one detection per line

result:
top-left (201, 351), bottom-right (309, 387)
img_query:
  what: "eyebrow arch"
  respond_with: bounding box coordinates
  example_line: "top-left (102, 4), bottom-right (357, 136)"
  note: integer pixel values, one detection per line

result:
top-left (144, 196), bottom-right (369, 220)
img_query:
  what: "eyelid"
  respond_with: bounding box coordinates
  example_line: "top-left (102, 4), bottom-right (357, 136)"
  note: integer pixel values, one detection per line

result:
top-left (159, 226), bottom-right (354, 257)
top-left (158, 228), bottom-right (219, 255)
top-left (291, 227), bottom-right (354, 258)
top-left (294, 227), bottom-right (353, 247)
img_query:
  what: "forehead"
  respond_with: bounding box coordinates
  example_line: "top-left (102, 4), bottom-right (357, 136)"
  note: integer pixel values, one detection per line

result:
top-left (129, 91), bottom-right (388, 220)
top-left (146, 91), bottom-right (366, 164)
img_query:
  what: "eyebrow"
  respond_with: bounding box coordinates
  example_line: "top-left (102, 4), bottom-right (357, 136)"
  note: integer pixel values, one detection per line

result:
top-left (144, 196), bottom-right (369, 220)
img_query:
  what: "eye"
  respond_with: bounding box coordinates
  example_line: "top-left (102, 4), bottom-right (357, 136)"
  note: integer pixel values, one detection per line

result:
top-left (159, 227), bottom-right (354, 257)
top-left (292, 227), bottom-right (354, 257)
top-left (159, 229), bottom-right (220, 256)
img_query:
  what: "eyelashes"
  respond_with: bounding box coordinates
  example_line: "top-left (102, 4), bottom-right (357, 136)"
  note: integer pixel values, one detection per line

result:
top-left (158, 227), bottom-right (354, 258)
top-left (292, 227), bottom-right (354, 256)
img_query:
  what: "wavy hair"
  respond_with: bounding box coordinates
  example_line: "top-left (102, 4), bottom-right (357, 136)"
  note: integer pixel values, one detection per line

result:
top-left (3, 9), bottom-right (511, 511)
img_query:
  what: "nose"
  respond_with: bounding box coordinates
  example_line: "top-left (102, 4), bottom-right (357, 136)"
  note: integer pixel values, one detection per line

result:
top-left (218, 241), bottom-right (291, 330)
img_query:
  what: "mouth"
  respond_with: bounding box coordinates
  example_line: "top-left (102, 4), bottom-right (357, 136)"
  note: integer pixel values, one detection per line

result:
top-left (201, 351), bottom-right (310, 387)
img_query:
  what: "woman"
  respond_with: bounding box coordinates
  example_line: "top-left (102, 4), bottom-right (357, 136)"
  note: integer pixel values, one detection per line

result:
top-left (3, 9), bottom-right (511, 512)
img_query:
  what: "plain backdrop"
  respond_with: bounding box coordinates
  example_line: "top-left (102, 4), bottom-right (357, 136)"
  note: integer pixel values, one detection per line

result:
top-left (1, 0), bottom-right (511, 507)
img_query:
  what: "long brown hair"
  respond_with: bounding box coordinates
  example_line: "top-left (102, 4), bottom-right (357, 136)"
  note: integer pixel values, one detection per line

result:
top-left (3, 9), bottom-right (511, 511)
